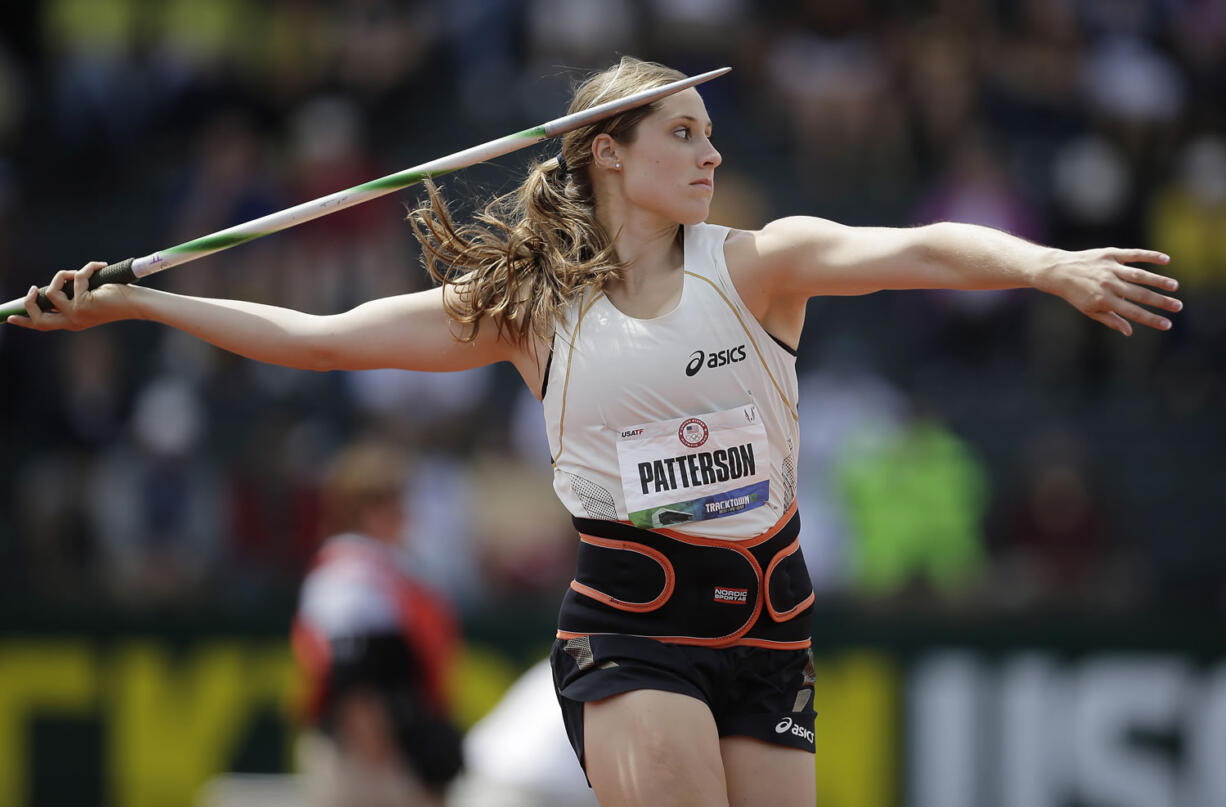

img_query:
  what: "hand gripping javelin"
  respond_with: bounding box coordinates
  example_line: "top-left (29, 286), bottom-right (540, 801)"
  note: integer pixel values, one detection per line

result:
top-left (1, 67), bottom-right (731, 320)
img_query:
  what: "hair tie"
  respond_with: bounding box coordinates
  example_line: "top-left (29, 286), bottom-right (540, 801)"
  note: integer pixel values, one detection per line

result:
top-left (555, 151), bottom-right (569, 175)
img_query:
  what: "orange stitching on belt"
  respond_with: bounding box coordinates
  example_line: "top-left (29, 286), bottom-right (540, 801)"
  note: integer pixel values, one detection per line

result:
top-left (734, 637), bottom-right (812, 650)
top-left (764, 537), bottom-right (816, 622)
top-left (570, 535), bottom-right (676, 613)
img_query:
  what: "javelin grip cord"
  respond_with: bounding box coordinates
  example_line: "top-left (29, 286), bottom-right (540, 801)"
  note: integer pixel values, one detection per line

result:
top-left (34, 258), bottom-right (136, 312)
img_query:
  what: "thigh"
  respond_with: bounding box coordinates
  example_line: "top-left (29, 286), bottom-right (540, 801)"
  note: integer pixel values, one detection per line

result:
top-left (720, 736), bottom-right (816, 807)
top-left (584, 689), bottom-right (730, 807)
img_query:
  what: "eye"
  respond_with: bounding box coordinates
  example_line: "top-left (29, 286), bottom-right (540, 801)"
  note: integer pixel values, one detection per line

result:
top-left (674, 126), bottom-right (691, 141)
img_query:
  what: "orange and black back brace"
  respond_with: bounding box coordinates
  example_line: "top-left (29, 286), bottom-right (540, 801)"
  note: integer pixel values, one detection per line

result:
top-left (557, 501), bottom-right (814, 649)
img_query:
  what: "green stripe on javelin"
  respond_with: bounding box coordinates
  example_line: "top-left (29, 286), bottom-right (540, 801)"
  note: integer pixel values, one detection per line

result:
top-left (355, 128), bottom-right (546, 193)
top-left (356, 168), bottom-right (450, 193)
top-left (165, 231), bottom-right (263, 255)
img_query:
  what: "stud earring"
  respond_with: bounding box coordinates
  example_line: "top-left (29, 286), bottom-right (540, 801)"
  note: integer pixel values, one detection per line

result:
top-left (615, 162), bottom-right (622, 170)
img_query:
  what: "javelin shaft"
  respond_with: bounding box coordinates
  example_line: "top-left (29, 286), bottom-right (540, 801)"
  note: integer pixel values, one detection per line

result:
top-left (1, 67), bottom-right (731, 320)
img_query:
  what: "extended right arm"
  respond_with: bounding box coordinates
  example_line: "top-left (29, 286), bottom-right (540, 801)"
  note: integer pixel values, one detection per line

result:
top-left (7, 261), bottom-right (517, 374)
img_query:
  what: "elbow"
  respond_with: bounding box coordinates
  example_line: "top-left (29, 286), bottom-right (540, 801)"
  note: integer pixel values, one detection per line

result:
top-left (295, 316), bottom-right (353, 372)
top-left (911, 222), bottom-right (954, 258)
top-left (303, 341), bottom-right (341, 372)
top-left (908, 224), bottom-right (961, 282)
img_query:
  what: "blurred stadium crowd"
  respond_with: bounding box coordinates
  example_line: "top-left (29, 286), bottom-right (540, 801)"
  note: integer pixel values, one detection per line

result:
top-left (0, 0), bottom-right (1223, 622)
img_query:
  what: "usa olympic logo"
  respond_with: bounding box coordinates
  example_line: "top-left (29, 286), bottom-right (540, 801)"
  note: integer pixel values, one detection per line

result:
top-left (678, 417), bottom-right (709, 448)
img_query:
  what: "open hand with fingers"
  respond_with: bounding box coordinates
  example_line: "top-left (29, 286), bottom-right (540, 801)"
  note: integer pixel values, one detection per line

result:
top-left (1040, 248), bottom-right (1182, 336)
top-left (6, 261), bottom-right (137, 332)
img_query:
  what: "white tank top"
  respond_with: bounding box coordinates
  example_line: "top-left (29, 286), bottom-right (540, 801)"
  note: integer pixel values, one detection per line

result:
top-left (542, 222), bottom-right (800, 541)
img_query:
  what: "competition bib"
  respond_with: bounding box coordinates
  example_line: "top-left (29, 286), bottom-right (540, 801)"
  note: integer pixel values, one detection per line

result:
top-left (615, 405), bottom-right (771, 529)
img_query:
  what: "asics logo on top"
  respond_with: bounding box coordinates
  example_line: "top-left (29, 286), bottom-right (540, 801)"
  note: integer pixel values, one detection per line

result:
top-left (685, 345), bottom-right (747, 377)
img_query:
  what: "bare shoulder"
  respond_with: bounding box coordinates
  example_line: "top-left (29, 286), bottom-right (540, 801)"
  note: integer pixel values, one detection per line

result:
top-left (754, 216), bottom-right (847, 258)
top-left (722, 217), bottom-right (844, 312)
top-left (721, 226), bottom-right (769, 315)
top-left (723, 217), bottom-right (845, 272)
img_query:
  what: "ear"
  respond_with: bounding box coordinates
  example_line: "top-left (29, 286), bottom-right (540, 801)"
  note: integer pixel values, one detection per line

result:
top-left (591, 134), bottom-right (621, 171)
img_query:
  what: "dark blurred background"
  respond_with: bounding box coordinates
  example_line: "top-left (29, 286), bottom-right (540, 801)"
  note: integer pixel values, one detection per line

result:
top-left (1, 0), bottom-right (1222, 621)
top-left (0, 1), bottom-right (1223, 806)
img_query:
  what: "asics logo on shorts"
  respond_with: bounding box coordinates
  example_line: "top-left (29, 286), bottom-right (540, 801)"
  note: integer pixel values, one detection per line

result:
top-left (685, 345), bottom-right (747, 377)
top-left (774, 716), bottom-right (815, 743)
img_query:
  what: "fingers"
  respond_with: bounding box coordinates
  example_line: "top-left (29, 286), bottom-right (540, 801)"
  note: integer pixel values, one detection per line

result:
top-left (1096, 250), bottom-right (1182, 335)
top-left (9, 261), bottom-right (108, 330)
top-left (12, 285), bottom-right (48, 330)
top-left (1112, 297), bottom-right (1172, 332)
top-left (74, 260), bottom-right (105, 303)
top-left (1117, 282), bottom-right (1182, 314)
top-left (1091, 310), bottom-right (1132, 337)
top-left (1109, 248), bottom-right (1170, 266)
top-left (47, 269), bottom-right (75, 309)
top-left (5, 286), bottom-right (37, 328)
top-left (1117, 265), bottom-right (1179, 292)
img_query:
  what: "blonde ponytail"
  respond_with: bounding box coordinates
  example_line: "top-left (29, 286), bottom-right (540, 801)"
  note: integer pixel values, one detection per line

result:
top-left (408, 57), bottom-right (687, 346)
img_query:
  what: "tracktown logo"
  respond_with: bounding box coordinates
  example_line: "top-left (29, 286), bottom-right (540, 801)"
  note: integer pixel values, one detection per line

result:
top-left (685, 345), bottom-right (747, 377)
top-left (774, 717), bottom-right (815, 744)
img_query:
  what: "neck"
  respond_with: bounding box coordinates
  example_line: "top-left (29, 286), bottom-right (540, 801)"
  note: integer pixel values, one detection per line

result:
top-left (595, 197), bottom-right (682, 283)
top-left (592, 202), bottom-right (686, 318)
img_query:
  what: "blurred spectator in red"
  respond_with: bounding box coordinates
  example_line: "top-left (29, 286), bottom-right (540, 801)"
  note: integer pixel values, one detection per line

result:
top-left (293, 440), bottom-right (463, 807)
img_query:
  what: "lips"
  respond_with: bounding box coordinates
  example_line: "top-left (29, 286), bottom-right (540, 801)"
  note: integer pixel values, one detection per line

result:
top-left (691, 178), bottom-right (713, 190)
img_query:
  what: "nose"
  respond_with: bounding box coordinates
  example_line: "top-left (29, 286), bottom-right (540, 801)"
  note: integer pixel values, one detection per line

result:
top-left (701, 139), bottom-right (721, 169)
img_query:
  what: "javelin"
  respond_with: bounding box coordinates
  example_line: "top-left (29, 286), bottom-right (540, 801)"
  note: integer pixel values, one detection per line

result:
top-left (2, 66), bottom-right (731, 320)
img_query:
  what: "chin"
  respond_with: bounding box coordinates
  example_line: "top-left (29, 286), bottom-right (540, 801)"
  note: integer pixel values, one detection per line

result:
top-left (675, 201), bottom-right (712, 226)
top-left (640, 194), bottom-right (711, 226)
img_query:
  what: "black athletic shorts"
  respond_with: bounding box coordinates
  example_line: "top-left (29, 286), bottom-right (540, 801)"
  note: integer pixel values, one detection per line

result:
top-left (550, 633), bottom-right (817, 774)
